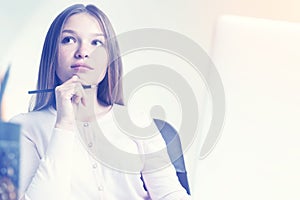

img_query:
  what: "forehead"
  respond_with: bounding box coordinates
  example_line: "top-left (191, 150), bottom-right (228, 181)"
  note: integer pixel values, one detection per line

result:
top-left (63, 12), bottom-right (104, 34)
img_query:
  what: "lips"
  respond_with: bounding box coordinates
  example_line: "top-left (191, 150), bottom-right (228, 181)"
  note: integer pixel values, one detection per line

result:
top-left (71, 63), bottom-right (93, 70)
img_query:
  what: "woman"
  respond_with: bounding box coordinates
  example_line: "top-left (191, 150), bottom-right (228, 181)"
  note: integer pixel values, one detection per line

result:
top-left (11, 4), bottom-right (191, 200)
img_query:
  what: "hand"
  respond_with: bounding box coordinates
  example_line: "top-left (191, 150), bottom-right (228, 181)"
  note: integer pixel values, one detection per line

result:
top-left (54, 75), bottom-right (87, 131)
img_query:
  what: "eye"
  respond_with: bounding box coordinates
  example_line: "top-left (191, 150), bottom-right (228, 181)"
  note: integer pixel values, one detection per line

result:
top-left (92, 39), bottom-right (104, 46)
top-left (61, 36), bottom-right (76, 44)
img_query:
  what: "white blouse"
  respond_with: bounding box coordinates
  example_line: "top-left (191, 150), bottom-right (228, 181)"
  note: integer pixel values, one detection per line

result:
top-left (10, 106), bottom-right (191, 200)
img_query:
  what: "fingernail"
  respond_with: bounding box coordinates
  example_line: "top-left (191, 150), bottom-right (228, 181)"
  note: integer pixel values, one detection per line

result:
top-left (73, 75), bottom-right (79, 79)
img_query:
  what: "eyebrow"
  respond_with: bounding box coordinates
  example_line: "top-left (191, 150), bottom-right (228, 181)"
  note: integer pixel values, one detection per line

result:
top-left (62, 29), bottom-right (105, 37)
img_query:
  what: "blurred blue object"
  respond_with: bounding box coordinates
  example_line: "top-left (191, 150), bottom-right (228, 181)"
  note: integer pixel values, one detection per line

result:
top-left (0, 121), bottom-right (20, 200)
top-left (0, 65), bottom-right (10, 107)
top-left (0, 64), bottom-right (21, 200)
top-left (0, 65), bottom-right (11, 118)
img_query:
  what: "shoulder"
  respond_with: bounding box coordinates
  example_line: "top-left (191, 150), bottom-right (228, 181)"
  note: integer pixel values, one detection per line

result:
top-left (10, 107), bottom-right (55, 126)
top-left (9, 107), bottom-right (56, 138)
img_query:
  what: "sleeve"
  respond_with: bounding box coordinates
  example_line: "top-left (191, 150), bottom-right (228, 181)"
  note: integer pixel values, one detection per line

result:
top-left (19, 128), bottom-right (75, 200)
top-left (136, 135), bottom-right (191, 200)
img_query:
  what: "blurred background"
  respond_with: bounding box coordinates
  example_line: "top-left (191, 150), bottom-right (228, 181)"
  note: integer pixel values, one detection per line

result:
top-left (1, 0), bottom-right (300, 199)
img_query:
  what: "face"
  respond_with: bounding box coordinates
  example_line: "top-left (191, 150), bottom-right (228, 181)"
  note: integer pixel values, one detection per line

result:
top-left (56, 13), bottom-right (108, 85)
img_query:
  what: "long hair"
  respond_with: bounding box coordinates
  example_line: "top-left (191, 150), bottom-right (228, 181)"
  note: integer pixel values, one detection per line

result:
top-left (30, 4), bottom-right (123, 111)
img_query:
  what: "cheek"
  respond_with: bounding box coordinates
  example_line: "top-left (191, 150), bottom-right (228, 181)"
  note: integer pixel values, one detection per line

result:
top-left (56, 48), bottom-right (71, 82)
top-left (90, 47), bottom-right (108, 67)
top-left (58, 47), bottom-right (71, 65)
top-left (95, 60), bottom-right (108, 84)
top-left (88, 47), bottom-right (109, 82)
top-left (97, 67), bottom-right (108, 84)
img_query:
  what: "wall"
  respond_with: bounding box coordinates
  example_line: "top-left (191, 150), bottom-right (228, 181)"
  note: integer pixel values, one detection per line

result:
top-left (1, 0), bottom-right (300, 119)
top-left (1, 0), bottom-right (299, 199)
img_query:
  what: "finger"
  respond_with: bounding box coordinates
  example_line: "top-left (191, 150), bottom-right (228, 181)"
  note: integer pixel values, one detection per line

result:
top-left (62, 75), bottom-right (85, 88)
top-left (71, 95), bottom-right (82, 104)
top-left (70, 75), bottom-right (89, 86)
top-left (62, 75), bottom-right (80, 85)
top-left (56, 82), bottom-right (82, 102)
top-left (70, 76), bottom-right (89, 101)
top-left (71, 83), bottom-right (86, 105)
top-left (81, 96), bottom-right (87, 107)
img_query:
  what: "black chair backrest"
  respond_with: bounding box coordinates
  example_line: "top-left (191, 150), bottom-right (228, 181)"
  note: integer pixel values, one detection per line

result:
top-left (140, 119), bottom-right (190, 195)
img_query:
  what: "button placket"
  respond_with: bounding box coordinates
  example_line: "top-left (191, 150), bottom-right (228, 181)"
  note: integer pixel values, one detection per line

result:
top-left (92, 160), bottom-right (104, 193)
top-left (82, 122), bottom-right (94, 149)
top-left (81, 121), bottom-right (105, 195)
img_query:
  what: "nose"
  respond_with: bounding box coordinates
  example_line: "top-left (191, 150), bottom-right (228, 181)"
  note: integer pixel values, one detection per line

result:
top-left (75, 44), bottom-right (89, 59)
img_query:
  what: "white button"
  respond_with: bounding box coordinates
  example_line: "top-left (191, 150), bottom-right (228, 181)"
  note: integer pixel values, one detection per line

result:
top-left (92, 163), bottom-right (98, 168)
top-left (88, 142), bottom-right (93, 147)
top-left (98, 186), bottom-right (103, 191)
top-left (83, 123), bottom-right (89, 127)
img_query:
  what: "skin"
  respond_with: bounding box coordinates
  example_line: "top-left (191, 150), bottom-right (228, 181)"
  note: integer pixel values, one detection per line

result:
top-left (55, 13), bottom-right (111, 130)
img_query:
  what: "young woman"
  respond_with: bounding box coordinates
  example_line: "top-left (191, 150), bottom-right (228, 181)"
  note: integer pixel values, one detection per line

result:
top-left (10, 4), bottom-right (191, 200)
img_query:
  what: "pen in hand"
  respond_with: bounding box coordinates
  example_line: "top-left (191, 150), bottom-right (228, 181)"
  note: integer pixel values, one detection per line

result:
top-left (28, 85), bottom-right (97, 94)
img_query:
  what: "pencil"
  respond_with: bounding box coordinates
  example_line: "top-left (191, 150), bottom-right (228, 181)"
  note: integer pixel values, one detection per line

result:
top-left (28, 85), bottom-right (96, 94)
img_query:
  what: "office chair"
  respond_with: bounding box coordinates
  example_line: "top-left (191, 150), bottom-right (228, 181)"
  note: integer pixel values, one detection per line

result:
top-left (140, 118), bottom-right (190, 195)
